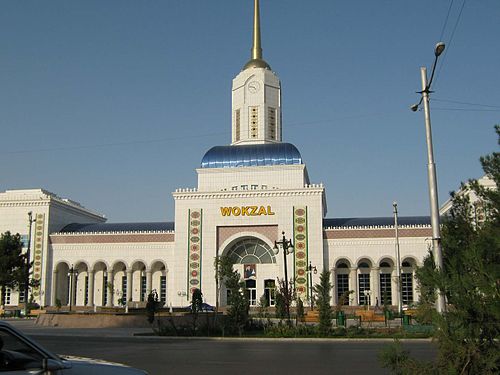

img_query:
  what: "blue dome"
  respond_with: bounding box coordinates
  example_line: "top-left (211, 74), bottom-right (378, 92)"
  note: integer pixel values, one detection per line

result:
top-left (201, 143), bottom-right (303, 168)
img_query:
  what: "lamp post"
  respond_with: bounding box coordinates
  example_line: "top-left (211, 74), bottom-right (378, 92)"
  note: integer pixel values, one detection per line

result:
top-left (393, 202), bottom-right (403, 314)
top-left (273, 231), bottom-right (294, 321)
top-left (23, 212), bottom-right (36, 317)
top-left (307, 262), bottom-right (317, 310)
top-left (411, 42), bottom-right (446, 313)
top-left (67, 265), bottom-right (78, 312)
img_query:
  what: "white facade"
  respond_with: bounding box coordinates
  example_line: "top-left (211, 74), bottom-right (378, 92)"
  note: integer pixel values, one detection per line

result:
top-left (1, 1), bottom-right (433, 311)
top-left (0, 189), bottom-right (105, 307)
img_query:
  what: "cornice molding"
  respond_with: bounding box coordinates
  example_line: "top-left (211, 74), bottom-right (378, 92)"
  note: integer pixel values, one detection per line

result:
top-left (324, 239), bottom-right (428, 246)
top-left (52, 243), bottom-right (172, 251)
top-left (173, 187), bottom-right (324, 200)
top-left (51, 230), bottom-right (174, 236)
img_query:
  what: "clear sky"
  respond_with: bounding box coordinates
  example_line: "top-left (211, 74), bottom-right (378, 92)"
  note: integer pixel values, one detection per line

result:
top-left (2, 0), bottom-right (499, 222)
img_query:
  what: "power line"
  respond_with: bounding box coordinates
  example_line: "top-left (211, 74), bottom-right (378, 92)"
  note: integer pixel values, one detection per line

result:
top-left (432, 107), bottom-right (500, 112)
top-left (433, 98), bottom-right (500, 109)
top-left (435, 0), bottom-right (467, 86)
top-left (2, 112), bottom-right (404, 155)
top-left (439, 0), bottom-right (455, 41)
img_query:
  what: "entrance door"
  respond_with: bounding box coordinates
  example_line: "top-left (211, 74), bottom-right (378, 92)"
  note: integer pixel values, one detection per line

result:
top-left (264, 279), bottom-right (275, 306)
top-left (246, 279), bottom-right (257, 306)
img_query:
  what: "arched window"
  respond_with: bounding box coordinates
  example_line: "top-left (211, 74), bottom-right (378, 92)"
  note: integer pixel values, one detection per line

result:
top-left (226, 238), bottom-right (276, 264)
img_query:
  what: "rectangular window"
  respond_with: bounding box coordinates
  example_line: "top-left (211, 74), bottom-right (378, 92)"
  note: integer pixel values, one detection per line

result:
top-left (19, 289), bottom-right (25, 304)
top-left (140, 276), bottom-right (147, 302)
top-left (267, 107), bottom-right (276, 140)
top-left (232, 186), bottom-right (238, 191)
top-left (249, 106), bottom-right (258, 138)
top-left (336, 274), bottom-right (349, 305)
top-left (358, 273), bottom-right (370, 305)
top-left (401, 273), bottom-right (413, 305)
top-left (2, 287), bottom-right (11, 305)
top-left (241, 185), bottom-right (248, 190)
top-left (103, 274), bottom-right (108, 306)
top-left (264, 279), bottom-right (276, 307)
top-left (84, 276), bottom-right (89, 306)
top-left (160, 276), bottom-right (167, 303)
top-left (246, 279), bottom-right (257, 306)
top-left (121, 276), bottom-right (127, 305)
top-left (251, 184), bottom-right (258, 190)
top-left (379, 273), bottom-right (392, 305)
top-left (235, 109), bottom-right (241, 142)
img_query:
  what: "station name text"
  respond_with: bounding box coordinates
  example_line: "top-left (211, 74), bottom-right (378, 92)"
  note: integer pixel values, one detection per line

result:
top-left (220, 206), bottom-right (275, 217)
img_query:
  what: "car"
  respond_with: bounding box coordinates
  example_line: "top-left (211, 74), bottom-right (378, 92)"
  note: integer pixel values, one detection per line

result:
top-left (0, 321), bottom-right (148, 374)
top-left (185, 303), bottom-right (215, 312)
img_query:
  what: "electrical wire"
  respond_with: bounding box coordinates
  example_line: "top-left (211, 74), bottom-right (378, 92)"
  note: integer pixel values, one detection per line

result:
top-left (439, 0), bottom-right (455, 41)
top-left (435, 0), bottom-right (467, 86)
top-left (432, 108), bottom-right (500, 112)
top-left (433, 98), bottom-right (500, 109)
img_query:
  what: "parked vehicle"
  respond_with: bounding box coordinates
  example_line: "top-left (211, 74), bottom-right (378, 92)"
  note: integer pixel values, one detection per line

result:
top-left (0, 321), bottom-right (148, 374)
top-left (185, 303), bottom-right (215, 312)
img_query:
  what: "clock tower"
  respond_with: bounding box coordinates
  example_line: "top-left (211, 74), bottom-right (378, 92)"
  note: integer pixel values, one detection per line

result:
top-left (231, 0), bottom-right (282, 145)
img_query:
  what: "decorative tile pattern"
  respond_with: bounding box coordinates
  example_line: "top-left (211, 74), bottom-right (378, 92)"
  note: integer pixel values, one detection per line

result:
top-left (293, 207), bottom-right (308, 301)
top-left (187, 209), bottom-right (202, 299)
top-left (32, 213), bottom-right (45, 299)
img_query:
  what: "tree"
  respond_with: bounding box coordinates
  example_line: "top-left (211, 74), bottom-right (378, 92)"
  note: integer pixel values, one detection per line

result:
top-left (314, 270), bottom-right (333, 335)
top-left (0, 232), bottom-right (26, 306)
top-left (217, 255), bottom-right (249, 335)
top-left (382, 126), bottom-right (500, 374)
top-left (146, 290), bottom-right (161, 324)
top-left (275, 277), bottom-right (295, 324)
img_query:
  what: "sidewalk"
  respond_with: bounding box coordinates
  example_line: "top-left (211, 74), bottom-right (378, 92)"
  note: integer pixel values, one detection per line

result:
top-left (2, 318), bottom-right (152, 338)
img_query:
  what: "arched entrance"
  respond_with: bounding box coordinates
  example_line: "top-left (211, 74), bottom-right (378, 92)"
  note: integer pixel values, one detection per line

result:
top-left (221, 236), bottom-right (276, 307)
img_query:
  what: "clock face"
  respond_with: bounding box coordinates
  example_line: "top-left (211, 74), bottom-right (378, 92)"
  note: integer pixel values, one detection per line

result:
top-left (248, 81), bottom-right (261, 94)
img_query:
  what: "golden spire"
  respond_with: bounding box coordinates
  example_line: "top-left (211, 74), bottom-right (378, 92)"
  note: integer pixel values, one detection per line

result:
top-left (251, 0), bottom-right (263, 60)
top-left (243, 0), bottom-right (270, 70)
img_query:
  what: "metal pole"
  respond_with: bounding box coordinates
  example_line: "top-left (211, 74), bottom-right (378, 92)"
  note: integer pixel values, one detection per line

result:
top-left (420, 67), bottom-right (446, 313)
top-left (283, 236), bottom-right (288, 289)
top-left (24, 212), bottom-right (35, 317)
top-left (68, 267), bottom-right (73, 312)
top-left (393, 202), bottom-right (402, 314)
top-left (308, 262), bottom-right (313, 310)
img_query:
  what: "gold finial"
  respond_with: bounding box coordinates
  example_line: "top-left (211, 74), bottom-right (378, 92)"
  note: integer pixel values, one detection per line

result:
top-left (251, 0), bottom-right (262, 60)
top-left (243, 0), bottom-right (270, 70)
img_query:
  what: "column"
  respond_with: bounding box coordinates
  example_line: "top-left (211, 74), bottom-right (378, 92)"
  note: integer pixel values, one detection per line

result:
top-left (146, 270), bottom-right (152, 296)
top-left (331, 267), bottom-right (338, 306)
top-left (51, 270), bottom-right (58, 306)
top-left (126, 270), bottom-right (132, 303)
top-left (392, 268), bottom-right (400, 308)
top-left (106, 271), bottom-right (113, 307)
top-left (371, 267), bottom-right (380, 307)
top-left (349, 267), bottom-right (358, 306)
top-left (87, 271), bottom-right (94, 306)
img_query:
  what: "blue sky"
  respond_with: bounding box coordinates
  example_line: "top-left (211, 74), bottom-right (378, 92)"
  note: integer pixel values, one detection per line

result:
top-left (2, 0), bottom-right (499, 222)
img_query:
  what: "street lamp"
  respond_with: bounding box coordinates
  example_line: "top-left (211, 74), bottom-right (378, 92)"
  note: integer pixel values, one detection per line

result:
top-left (307, 262), bottom-right (317, 310)
top-left (410, 41), bottom-right (446, 313)
top-left (273, 231), bottom-right (294, 321)
top-left (23, 212), bottom-right (36, 317)
top-left (67, 265), bottom-right (78, 312)
top-left (393, 202), bottom-right (403, 314)
top-left (363, 290), bottom-right (372, 310)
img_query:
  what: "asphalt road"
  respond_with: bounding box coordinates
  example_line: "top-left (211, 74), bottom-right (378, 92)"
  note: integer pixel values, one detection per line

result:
top-left (30, 336), bottom-right (435, 375)
top-left (6, 320), bottom-right (436, 375)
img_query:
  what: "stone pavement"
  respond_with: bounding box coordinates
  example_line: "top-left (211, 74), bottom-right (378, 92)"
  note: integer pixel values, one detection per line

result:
top-left (2, 318), bottom-right (152, 338)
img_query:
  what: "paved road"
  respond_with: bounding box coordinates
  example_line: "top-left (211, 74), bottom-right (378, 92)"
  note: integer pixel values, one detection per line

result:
top-left (6, 320), bottom-right (437, 375)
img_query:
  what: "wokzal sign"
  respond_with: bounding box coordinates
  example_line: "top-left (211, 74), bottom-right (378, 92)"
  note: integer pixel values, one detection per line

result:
top-left (220, 206), bottom-right (275, 217)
